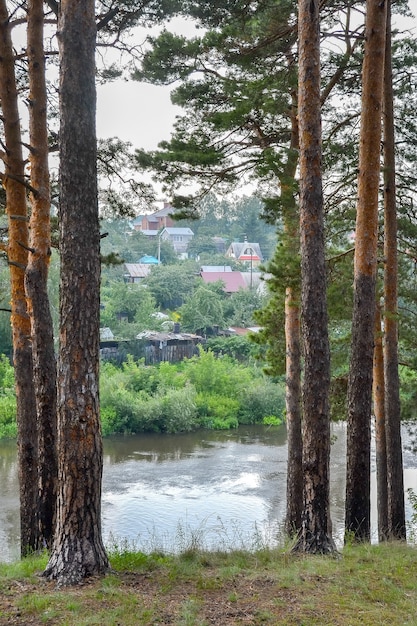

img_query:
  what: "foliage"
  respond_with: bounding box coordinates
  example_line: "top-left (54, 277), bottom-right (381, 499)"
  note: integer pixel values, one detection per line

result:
top-left (195, 392), bottom-right (240, 429)
top-left (181, 347), bottom-right (252, 396)
top-left (99, 349), bottom-right (284, 435)
top-left (263, 415), bottom-right (283, 426)
top-left (237, 378), bottom-right (285, 425)
top-left (205, 335), bottom-right (256, 360)
top-left (398, 366), bottom-right (417, 420)
top-left (0, 267), bottom-right (13, 357)
top-left (144, 261), bottom-right (198, 310)
top-left (406, 487), bottom-right (417, 542)
top-left (100, 223), bottom-right (178, 265)
top-left (100, 281), bottom-right (162, 340)
top-left (0, 355), bottom-right (16, 438)
top-left (179, 283), bottom-right (225, 333)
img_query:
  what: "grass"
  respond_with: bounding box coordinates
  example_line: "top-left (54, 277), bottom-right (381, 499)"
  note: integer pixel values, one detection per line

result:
top-left (0, 542), bottom-right (416, 625)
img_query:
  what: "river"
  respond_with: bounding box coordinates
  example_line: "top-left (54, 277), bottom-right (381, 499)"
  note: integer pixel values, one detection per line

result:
top-left (1, 423), bottom-right (417, 562)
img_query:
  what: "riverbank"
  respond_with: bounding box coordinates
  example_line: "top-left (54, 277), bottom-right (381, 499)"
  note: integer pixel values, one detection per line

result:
top-left (0, 542), bottom-right (415, 625)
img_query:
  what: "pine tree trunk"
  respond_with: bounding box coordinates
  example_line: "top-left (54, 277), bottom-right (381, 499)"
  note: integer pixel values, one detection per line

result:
top-left (284, 285), bottom-right (302, 535)
top-left (382, 0), bottom-right (406, 541)
top-left (0, 0), bottom-right (39, 556)
top-left (373, 303), bottom-right (388, 541)
top-left (25, 0), bottom-right (58, 551)
top-left (44, 0), bottom-right (109, 585)
top-left (294, 0), bottom-right (335, 554)
top-left (345, 0), bottom-right (387, 542)
top-left (282, 104), bottom-right (303, 537)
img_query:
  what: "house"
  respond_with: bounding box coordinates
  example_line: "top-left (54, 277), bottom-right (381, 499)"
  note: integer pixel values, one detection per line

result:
top-left (226, 241), bottom-right (263, 267)
top-left (136, 328), bottom-right (204, 364)
top-left (100, 327), bottom-right (114, 341)
top-left (123, 263), bottom-right (152, 283)
top-left (200, 270), bottom-right (247, 294)
top-left (136, 203), bottom-right (176, 232)
top-left (160, 226), bottom-right (194, 256)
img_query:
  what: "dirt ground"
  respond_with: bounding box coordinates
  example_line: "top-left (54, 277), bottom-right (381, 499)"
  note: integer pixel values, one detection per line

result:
top-left (0, 568), bottom-right (314, 626)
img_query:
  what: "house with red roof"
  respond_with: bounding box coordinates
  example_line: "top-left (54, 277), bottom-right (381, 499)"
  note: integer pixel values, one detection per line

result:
top-left (225, 241), bottom-right (263, 266)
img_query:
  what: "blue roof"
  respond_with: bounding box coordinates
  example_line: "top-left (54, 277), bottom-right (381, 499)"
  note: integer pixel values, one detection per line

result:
top-left (139, 255), bottom-right (159, 264)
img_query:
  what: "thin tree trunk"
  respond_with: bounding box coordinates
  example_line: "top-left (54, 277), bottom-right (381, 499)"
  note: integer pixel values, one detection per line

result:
top-left (43, 0), bottom-right (109, 585)
top-left (382, 0), bottom-right (406, 541)
top-left (25, 0), bottom-right (58, 551)
top-left (345, 0), bottom-right (387, 542)
top-left (294, 0), bottom-right (335, 554)
top-left (373, 302), bottom-right (388, 541)
top-left (0, 0), bottom-right (38, 556)
top-left (284, 285), bottom-right (302, 535)
top-left (283, 103), bottom-right (303, 537)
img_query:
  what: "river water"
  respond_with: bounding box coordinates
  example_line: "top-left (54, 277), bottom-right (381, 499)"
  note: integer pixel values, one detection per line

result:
top-left (1, 423), bottom-right (417, 562)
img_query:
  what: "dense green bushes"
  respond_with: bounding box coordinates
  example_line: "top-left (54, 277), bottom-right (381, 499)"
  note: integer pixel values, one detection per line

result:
top-left (0, 355), bottom-right (16, 439)
top-left (99, 349), bottom-right (285, 435)
top-left (0, 348), bottom-right (285, 438)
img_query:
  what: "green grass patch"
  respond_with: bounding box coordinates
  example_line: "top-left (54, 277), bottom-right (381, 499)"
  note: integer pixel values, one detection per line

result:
top-left (0, 543), bottom-right (416, 625)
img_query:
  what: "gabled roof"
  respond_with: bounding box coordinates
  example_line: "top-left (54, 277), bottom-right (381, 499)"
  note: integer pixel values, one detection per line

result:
top-left (124, 263), bottom-right (152, 278)
top-left (150, 205), bottom-right (175, 218)
top-left (161, 227), bottom-right (194, 236)
top-left (226, 242), bottom-right (263, 261)
top-left (200, 271), bottom-right (246, 293)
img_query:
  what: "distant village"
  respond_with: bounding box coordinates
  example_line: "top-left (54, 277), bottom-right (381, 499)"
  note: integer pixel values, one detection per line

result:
top-left (100, 203), bottom-right (265, 364)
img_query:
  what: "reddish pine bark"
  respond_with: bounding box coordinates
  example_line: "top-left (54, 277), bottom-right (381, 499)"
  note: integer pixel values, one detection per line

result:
top-left (0, 0), bottom-right (38, 555)
top-left (282, 100), bottom-right (303, 537)
top-left (373, 303), bottom-right (388, 541)
top-left (345, 0), bottom-right (387, 542)
top-left (25, 0), bottom-right (58, 551)
top-left (382, 0), bottom-right (405, 541)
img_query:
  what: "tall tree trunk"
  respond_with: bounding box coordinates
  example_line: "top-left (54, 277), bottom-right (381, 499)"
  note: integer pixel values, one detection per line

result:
top-left (345, 0), bottom-right (387, 542)
top-left (25, 0), bottom-right (58, 551)
top-left (382, 0), bottom-right (406, 541)
top-left (44, 0), bottom-right (109, 585)
top-left (373, 302), bottom-right (388, 541)
top-left (294, 0), bottom-right (335, 554)
top-left (283, 103), bottom-right (303, 537)
top-left (0, 0), bottom-right (39, 556)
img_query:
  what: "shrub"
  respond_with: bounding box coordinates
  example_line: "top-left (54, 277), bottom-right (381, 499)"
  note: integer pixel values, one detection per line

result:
top-left (262, 415), bottom-right (283, 427)
top-left (122, 357), bottom-right (160, 394)
top-left (195, 393), bottom-right (240, 429)
top-left (0, 395), bottom-right (17, 438)
top-left (159, 386), bottom-right (198, 433)
top-left (0, 354), bottom-right (14, 389)
top-left (157, 361), bottom-right (187, 391)
top-left (100, 406), bottom-right (119, 437)
top-left (183, 348), bottom-right (252, 397)
top-left (237, 379), bottom-right (285, 424)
